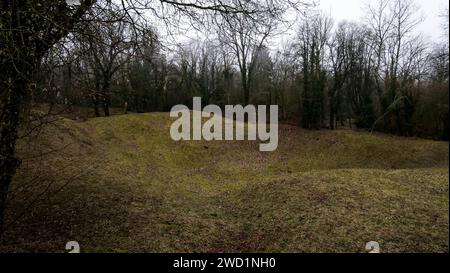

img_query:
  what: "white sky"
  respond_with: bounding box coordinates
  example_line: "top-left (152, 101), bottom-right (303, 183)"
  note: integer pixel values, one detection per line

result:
top-left (156, 0), bottom-right (449, 55)
top-left (318, 0), bottom-right (448, 42)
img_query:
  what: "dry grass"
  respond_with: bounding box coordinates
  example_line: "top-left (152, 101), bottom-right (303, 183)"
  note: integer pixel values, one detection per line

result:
top-left (0, 112), bottom-right (448, 253)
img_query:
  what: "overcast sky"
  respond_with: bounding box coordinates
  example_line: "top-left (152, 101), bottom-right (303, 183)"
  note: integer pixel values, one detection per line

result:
top-left (159, 0), bottom-right (449, 55)
top-left (319, 0), bottom-right (448, 41)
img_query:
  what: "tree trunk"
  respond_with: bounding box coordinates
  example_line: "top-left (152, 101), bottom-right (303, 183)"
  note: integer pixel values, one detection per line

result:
top-left (103, 94), bottom-right (110, 117)
top-left (0, 75), bottom-right (27, 237)
top-left (102, 78), bottom-right (111, 117)
top-left (92, 78), bottom-right (101, 117)
top-left (92, 93), bottom-right (101, 117)
top-left (242, 75), bottom-right (250, 105)
top-left (329, 103), bottom-right (335, 130)
top-left (0, 0), bottom-right (94, 238)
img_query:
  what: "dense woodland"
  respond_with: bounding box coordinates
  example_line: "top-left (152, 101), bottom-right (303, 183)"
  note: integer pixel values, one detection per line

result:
top-left (0, 0), bottom-right (448, 237)
top-left (33, 1), bottom-right (449, 140)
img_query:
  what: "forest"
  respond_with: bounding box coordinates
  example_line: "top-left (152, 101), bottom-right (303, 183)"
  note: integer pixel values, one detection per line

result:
top-left (31, 0), bottom-right (449, 139)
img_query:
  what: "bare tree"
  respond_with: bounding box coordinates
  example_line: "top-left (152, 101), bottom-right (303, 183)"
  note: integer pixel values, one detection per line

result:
top-left (0, 0), bottom-right (95, 237)
top-left (365, 0), bottom-right (396, 126)
top-left (0, 0), bottom-right (313, 236)
top-left (217, 0), bottom-right (310, 105)
top-left (328, 22), bottom-right (350, 130)
top-left (294, 13), bottom-right (333, 129)
top-left (365, 0), bottom-right (423, 134)
top-left (218, 12), bottom-right (274, 105)
top-left (76, 2), bottom-right (139, 116)
top-left (272, 44), bottom-right (297, 120)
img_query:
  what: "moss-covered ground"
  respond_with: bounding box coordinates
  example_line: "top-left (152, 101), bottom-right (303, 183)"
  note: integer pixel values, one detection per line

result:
top-left (1, 113), bottom-right (448, 253)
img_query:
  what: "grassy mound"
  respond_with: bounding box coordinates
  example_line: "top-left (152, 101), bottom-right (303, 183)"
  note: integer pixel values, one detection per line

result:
top-left (1, 113), bottom-right (448, 253)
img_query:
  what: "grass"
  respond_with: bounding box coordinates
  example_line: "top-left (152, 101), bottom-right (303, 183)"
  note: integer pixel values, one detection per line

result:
top-left (0, 112), bottom-right (448, 253)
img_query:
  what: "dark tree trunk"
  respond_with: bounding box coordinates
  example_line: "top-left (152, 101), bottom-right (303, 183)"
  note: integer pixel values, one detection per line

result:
top-left (103, 95), bottom-right (110, 117)
top-left (0, 0), bottom-right (94, 238)
top-left (329, 88), bottom-right (338, 130)
top-left (0, 73), bottom-right (27, 237)
top-left (242, 74), bottom-right (250, 105)
top-left (92, 93), bottom-right (101, 117)
top-left (102, 78), bottom-right (111, 117)
top-left (92, 78), bottom-right (101, 117)
top-left (329, 104), bottom-right (335, 130)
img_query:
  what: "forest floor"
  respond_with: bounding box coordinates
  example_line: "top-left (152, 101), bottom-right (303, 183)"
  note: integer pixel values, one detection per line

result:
top-left (0, 111), bottom-right (448, 253)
